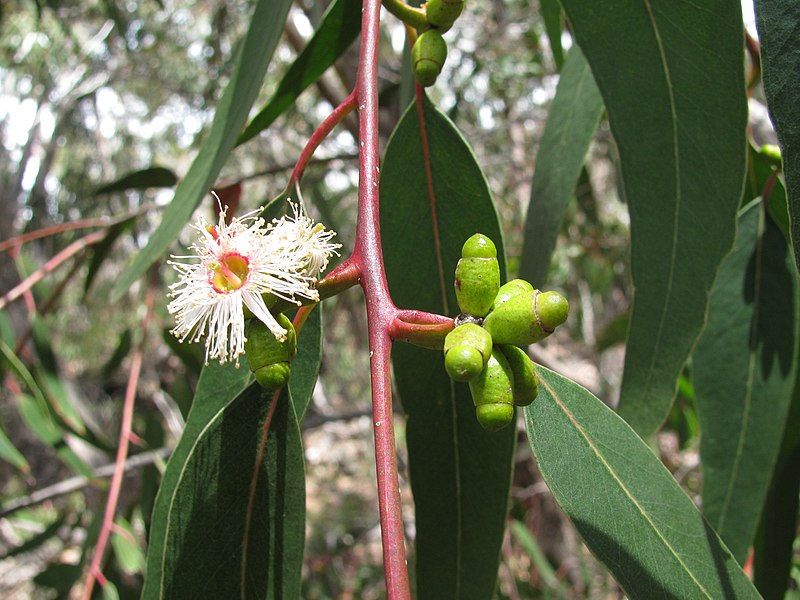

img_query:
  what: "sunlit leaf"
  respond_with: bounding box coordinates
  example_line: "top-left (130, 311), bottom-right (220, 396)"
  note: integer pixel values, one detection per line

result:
top-left (382, 95), bottom-right (515, 599)
top-left (525, 366), bottom-right (759, 598)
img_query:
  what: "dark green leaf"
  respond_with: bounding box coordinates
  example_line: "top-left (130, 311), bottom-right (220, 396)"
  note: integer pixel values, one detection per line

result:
top-left (540, 0), bottom-right (564, 69)
top-left (93, 166), bottom-right (177, 195)
top-left (288, 306), bottom-right (322, 421)
top-left (381, 95), bottom-right (515, 599)
top-left (694, 201), bottom-right (799, 563)
top-left (237, 0), bottom-right (362, 145)
top-left (560, 0), bottom-right (748, 436)
top-left (519, 46), bottom-right (603, 286)
top-left (143, 362), bottom-right (305, 599)
top-left (525, 366), bottom-right (759, 598)
top-left (112, 0), bottom-right (293, 299)
top-left (753, 375), bottom-right (800, 599)
top-left (754, 0), bottom-right (800, 273)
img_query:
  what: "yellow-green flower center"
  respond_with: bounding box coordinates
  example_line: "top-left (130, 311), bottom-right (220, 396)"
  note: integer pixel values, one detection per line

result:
top-left (209, 253), bottom-right (249, 293)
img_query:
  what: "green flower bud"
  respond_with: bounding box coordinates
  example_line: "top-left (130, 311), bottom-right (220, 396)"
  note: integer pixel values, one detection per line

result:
top-left (412, 30), bottom-right (447, 87)
top-left (245, 313), bottom-right (297, 390)
top-left (483, 289), bottom-right (568, 346)
top-left (468, 348), bottom-right (515, 431)
top-left (426, 0), bottom-right (465, 31)
top-left (497, 344), bottom-right (538, 406)
top-left (455, 234), bottom-right (500, 317)
top-left (443, 323), bottom-right (493, 381)
top-left (492, 278), bottom-right (534, 311)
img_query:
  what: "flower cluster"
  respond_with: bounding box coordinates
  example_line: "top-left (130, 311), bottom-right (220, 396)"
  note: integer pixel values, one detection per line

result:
top-left (167, 201), bottom-right (339, 365)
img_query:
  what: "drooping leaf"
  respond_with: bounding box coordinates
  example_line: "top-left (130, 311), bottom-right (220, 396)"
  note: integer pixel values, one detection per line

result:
top-left (754, 0), bottom-right (800, 273)
top-left (288, 306), bottom-right (322, 421)
top-left (142, 362), bottom-right (305, 599)
top-left (237, 0), bottom-right (362, 145)
top-left (559, 0), bottom-right (748, 436)
top-left (753, 375), bottom-right (800, 599)
top-left (694, 201), bottom-right (799, 564)
top-left (112, 0), bottom-right (293, 299)
top-left (381, 95), bottom-right (515, 600)
top-left (94, 166), bottom-right (177, 195)
top-left (519, 46), bottom-right (603, 286)
top-left (84, 218), bottom-right (136, 295)
top-left (525, 366), bottom-right (759, 598)
top-left (539, 0), bottom-right (564, 69)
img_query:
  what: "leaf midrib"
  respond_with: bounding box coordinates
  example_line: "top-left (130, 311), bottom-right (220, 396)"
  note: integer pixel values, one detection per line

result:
top-left (539, 375), bottom-right (713, 598)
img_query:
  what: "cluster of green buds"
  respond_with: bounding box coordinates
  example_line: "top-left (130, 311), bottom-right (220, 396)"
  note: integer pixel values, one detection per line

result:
top-left (411, 0), bottom-right (465, 87)
top-left (443, 234), bottom-right (569, 431)
top-left (245, 312), bottom-right (297, 390)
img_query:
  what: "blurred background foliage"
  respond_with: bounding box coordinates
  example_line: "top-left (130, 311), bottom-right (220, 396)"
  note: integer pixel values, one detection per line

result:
top-left (0, 0), bottom-right (793, 598)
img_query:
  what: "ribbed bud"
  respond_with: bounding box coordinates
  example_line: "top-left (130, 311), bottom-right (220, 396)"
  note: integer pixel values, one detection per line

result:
top-left (498, 344), bottom-right (538, 406)
top-left (468, 348), bottom-right (514, 431)
top-left (412, 30), bottom-right (448, 87)
top-left (454, 233), bottom-right (500, 317)
top-left (443, 323), bottom-right (493, 381)
top-left (483, 289), bottom-right (568, 346)
top-left (245, 313), bottom-right (297, 389)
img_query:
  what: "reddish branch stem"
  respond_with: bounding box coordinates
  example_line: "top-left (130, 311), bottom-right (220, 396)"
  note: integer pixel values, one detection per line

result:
top-left (0, 230), bottom-right (106, 311)
top-left (81, 272), bottom-right (157, 600)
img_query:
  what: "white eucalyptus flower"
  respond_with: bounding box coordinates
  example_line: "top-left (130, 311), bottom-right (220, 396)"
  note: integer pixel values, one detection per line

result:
top-left (167, 202), bottom-right (339, 365)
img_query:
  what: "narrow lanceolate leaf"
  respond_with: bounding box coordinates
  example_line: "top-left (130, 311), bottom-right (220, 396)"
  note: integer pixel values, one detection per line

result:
top-left (112, 0), bottom-right (293, 299)
top-left (559, 0), bottom-right (748, 436)
top-left (519, 46), bottom-right (603, 286)
top-left (753, 377), bottom-right (800, 599)
top-left (381, 96), bottom-right (515, 600)
top-left (754, 0), bottom-right (800, 273)
top-left (237, 0), bottom-right (362, 145)
top-left (539, 0), bottom-right (564, 70)
top-left (525, 366), bottom-right (760, 598)
top-left (143, 363), bottom-right (306, 599)
top-left (93, 166), bottom-right (177, 195)
top-left (694, 201), bottom-right (799, 564)
top-left (0, 422), bottom-right (28, 472)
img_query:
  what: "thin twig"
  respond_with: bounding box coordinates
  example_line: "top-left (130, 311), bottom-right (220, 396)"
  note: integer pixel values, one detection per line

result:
top-left (81, 270), bottom-right (157, 599)
top-left (0, 448), bottom-right (172, 520)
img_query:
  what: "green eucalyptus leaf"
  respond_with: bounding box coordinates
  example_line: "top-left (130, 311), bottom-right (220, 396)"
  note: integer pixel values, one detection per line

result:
top-left (93, 166), bottom-right (177, 195)
top-left (381, 95), bottom-right (515, 599)
top-left (754, 0), bottom-right (800, 273)
top-left (520, 46), bottom-right (603, 287)
top-left (753, 376), bottom-right (800, 598)
top-left (0, 421), bottom-right (28, 473)
top-left (525, 366), bottom-right (759, 598)
top-left (237, 0), bottom-right (362, 145)
top-left (112, 0), bottom-right (293, 299)
top-left (288, 306), bottom-right (322, 422)
top-left (694, 201), bottom-right (799, 564)
top-left (540, 0), bottom-right (564, 69)
top-left (559, 0), bottom-right (748, 437)
top-left (142, 361), bottom-right (304, 599)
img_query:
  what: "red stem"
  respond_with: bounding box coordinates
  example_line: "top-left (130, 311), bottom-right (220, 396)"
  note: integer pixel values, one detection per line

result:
top-left (0, 230), bottom-right (107, 311)
top-left (288, 89), bottom-right (358, 189)
top-left (82, 272), bottom-right (157, 600)
top-left (350, 0), bottom-right (411, 597)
